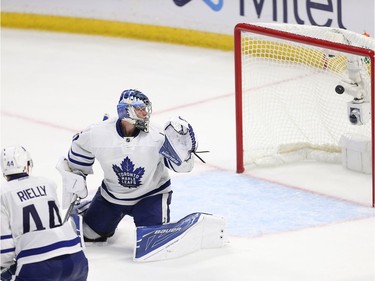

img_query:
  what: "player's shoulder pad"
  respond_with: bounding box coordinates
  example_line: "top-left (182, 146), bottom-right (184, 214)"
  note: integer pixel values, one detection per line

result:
top-left (82, 117), bottom-right (117, 140)
top-left (35, 176), bottom-right (57, 188)
top-left (0, 180), bottom-right (13, 195)
top-left (89, 116), bottom-right (117, 130)
top-left (147, 122), bottom-right (165, 142)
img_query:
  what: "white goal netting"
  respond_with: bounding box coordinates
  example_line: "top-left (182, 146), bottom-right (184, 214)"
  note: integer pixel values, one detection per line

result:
top-left (236, 23), bottom-right (374, 167)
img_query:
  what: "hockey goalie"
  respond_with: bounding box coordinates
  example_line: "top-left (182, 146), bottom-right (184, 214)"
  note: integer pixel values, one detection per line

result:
top-left (56, 89), bottom-right (226, 261)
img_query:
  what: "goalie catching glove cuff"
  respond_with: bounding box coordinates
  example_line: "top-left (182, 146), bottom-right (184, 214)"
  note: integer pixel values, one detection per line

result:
top-left (159, 116), bottom-right (198, 166)
top-left (56, 157), bottom-right (88, 200)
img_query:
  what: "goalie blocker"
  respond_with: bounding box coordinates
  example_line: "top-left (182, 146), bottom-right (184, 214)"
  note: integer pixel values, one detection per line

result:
top-left (134, 212), bottom-right (226, 262)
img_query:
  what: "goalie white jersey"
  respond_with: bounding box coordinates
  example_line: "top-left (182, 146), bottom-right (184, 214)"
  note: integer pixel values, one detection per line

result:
top-left (1, 175), bottom-right (84, 268)
top-left (67, 118), bottom-right (193, 206)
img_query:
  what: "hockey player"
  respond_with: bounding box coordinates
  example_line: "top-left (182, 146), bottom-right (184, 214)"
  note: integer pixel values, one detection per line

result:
top-left (1, 146), bottom-right (88, 281)
top-left (58, 89), bottom-right (198, 242)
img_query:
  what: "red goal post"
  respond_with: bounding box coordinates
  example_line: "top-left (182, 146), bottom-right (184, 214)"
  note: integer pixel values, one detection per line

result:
top-left (234, 23), bottom-right (375, 207)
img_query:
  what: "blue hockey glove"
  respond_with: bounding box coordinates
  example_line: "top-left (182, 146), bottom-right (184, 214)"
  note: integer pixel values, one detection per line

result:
top-left (1, 263), bottom-right (17, 281)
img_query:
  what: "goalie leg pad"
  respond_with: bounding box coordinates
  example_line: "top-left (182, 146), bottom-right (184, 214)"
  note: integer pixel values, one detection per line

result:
top-left (72, 200), bottom-right (92, 216)
top-left (133, 212), bottom-right (226, 262)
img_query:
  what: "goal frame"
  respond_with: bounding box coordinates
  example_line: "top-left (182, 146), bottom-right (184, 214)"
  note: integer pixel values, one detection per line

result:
top-left (234, 23), bottom-right (375, 207)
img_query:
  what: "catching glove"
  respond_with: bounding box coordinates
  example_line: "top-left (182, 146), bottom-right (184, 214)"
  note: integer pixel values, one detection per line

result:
top-left (159, 116), bottom-right (197, 166)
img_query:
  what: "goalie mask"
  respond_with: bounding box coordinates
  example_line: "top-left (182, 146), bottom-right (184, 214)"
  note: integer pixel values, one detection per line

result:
top-left (117, 89), bottom-right (152, 132)
top-left (1, 146), bottom-right (33, 177)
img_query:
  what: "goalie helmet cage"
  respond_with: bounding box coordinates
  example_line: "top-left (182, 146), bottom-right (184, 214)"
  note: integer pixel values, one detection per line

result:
top-left (234, 23), bottom-right (375, 207)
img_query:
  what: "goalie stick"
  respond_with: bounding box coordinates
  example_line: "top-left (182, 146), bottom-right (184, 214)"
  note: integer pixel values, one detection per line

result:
top-left (61, 113), bottom-right (108, 223)
top-left (63, 193), bottom-right (81, 223)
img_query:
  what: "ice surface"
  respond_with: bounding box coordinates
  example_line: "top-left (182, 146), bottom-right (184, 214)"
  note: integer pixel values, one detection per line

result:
top-left (1, 28), bottom-right (374, 281)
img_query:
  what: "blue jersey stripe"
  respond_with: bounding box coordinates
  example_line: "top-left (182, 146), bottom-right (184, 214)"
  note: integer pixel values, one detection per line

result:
top-left (68, 154), bottom-right (94, 167)
top-left (1, 247), bottom-right (15, 254)
top-left (102, 180), bottom-right (171, 202)
top-left (69, 148), bottom-right (95, 160)
top-left (16, 237), bottom-right (81, 260)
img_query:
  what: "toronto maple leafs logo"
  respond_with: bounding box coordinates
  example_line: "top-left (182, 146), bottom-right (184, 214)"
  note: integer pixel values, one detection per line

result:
top-left (112, 157), bottom-right (145, 189)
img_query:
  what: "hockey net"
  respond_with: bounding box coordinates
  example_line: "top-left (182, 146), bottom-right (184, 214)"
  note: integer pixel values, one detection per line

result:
top-left (234, 23), bottom-right (374, 206)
